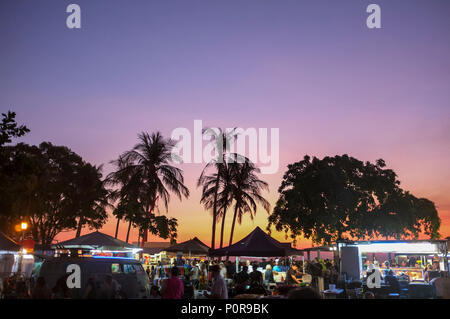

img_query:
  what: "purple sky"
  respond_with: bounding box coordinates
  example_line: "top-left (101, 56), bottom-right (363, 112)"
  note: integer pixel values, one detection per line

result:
top-left (1, 0), bottom-right (449, 246)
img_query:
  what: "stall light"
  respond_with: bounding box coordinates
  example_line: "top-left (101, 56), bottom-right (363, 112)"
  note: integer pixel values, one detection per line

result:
top-left (131, 248), bottom-right (143, 254)
top-left (92, 256), bottom-right (135, 260)
top-left (89, 249), bottom-right (142, 254)
top-left (357, 242), bottom-right (439, 254)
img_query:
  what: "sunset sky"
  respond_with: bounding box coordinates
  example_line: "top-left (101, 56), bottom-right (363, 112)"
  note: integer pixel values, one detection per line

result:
top-left (1, 0), bottom-right (449, 248)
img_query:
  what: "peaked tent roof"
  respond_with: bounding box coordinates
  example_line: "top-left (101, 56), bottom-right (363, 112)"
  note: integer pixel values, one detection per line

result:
top-left (53, 231), bottom-right (137, 251)
top-left (209, 227), bottom-right (302, 257)
top-left (165, 237), bottom-right (210, 255)
top-left (280, 243), bottom-right (303, 256)
top-left (0, 232), bottom-right (20, 251)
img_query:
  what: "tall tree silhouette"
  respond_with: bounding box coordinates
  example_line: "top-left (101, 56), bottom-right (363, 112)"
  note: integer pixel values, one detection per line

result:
top-left (109, 132), bottom-right (189, 244)
top-left (74, 164), bottom-right (110, 237)
top-left (268, 155), bottom-right (441, 245)
top-left (106, 155), bottom-right (142, 240)
top-left (1, 142), bottom-right (108, 246)
top-left (197, 128), bottom-right (237, 249)
top-left (228, 155), bottom-right (270, 246)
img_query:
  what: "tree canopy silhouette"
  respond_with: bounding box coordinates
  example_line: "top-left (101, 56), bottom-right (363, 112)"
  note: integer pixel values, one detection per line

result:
top-left (268, 155), bottom-right (441, 245)
top-left (0, 111), bottom-right (30, 147)
top-left (0, 142), bottom-right (109, 246)
top-left (106, 132), bottom-right (188, 244)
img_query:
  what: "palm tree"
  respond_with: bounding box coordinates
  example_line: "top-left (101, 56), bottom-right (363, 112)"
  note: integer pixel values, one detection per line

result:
top-left (228, 156), bottom-right (270, 246)
top-left (216, 161), bottom-right (237, 248)
top-left (198, 164), bottom-right (232, 249)
top-left (74, 164), bottom-right (110, 238)
top-left (197, 128), bottom-right (237, 249)
top-left (105, 155), bottom-right (141, 239)
top-left (112, 132), bottom-right (189, 244)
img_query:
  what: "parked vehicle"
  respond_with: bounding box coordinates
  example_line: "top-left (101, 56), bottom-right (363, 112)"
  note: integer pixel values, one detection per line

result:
top-left (37, 256), bottom-right (151, 298)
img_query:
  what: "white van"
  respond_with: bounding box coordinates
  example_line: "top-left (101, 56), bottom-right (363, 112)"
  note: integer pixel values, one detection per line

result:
top-left (38, 256), bottom-right (151, 299)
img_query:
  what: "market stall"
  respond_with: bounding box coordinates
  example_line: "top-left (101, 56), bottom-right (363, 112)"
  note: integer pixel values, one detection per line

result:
top-left (209, 227), bottom-right (303, 284)
top-left (148, 238), bottom-right (210, 289)
top-left (0, 232), bottom-right (34, 278)
top-left (339, 240), bottom-right (449, 280)
top-left (53, 231), bottom-right (142, 259)
top-left (338, 240), bottom-right (449, 298)
top-left (165, 237), bottom-right (210, 258)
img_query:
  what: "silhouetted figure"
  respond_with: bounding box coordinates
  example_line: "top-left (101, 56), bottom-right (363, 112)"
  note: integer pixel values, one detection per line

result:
top-left (52, 275), bottom-right (71, 299)
top-left (83, 276), bottom-right (100, 299)
top-left (161, 267), bottom-right (184, 299)
top-left (32, 277), bottom-right (51, 299)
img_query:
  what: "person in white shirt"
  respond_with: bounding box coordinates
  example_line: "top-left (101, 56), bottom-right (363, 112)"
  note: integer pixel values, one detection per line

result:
top-left (190, 262), bottom-right (200, 288)
top-left (247, 260), bottom-right (253, 273)
top-left (219, 262), bottom-right (227, 279)
top-left (204, 265), bottom-right (228, 299)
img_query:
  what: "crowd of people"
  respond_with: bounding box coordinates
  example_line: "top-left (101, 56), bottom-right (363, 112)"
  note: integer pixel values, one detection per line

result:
top-left (143, 257), bottom-right (342, 299)
top-left (2, 255), bottom-right (447, 299)
top-left (0, 259), bottom-right (337, 299)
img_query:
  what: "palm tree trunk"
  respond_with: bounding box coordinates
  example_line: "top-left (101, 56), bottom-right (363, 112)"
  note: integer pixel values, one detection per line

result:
top-left (126, 220), bottom-right (132, 243)
top-left (137, 229), bottom-right (141, 247)
top-left (211, 177), bottom-right (220, 250)
top-left (229, 205), bottom-right (239, 246)
top-left (75, 217), bottom-right (84, 237)
top-left (219, 208), bottom-right (227, 248)
top-left (142, 202), bottom-right (151, 244)
top-left (114, 217), bottom-right (120, 238)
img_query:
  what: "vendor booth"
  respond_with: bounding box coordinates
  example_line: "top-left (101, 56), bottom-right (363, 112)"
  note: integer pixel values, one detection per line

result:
top-left (0, 232), bottom-right (34, 278)
top-left (150, 237), bottom-right (210, 288)
top-left (53, 231), bottom-right (142, 259)
top-left (209, 227), bottom-right (303, 284)
top-left (165, 237), bottom-right (210, 258)
top-left (209, 227), bottom-right (302, 258)
top-left (337, 240), bottom-right (449, 298)
top-left (338, 240), bottom-right (449, 281)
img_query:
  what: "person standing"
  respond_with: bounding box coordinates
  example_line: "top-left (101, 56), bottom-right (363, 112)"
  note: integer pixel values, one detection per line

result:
top-left (264, 264), bottom-right (275, 284)
top-left (161, 266), bottom-right (184, 299)
top-left (219, 262), bottom-right (227, 279)
top-left (384, 270), bottom-right (400, 293)
top-left (190, 262), bottom-right (200, 289)
top-left (198, 262), bottom-right (208, 290)
top-left (52, 275), bottom-right (72, 299)
top-left (204, 265), bottom-right (228, 299)
top-left (286, 263), bottom-right (303, 285)
top-left (83, 276), bottom-right (99, 299)
top-left (249, 262), bottom-right (263, 285)
top-left (273, 260), bottom-right (281, 274)
top-left (225, 260), bottom-right (235, 279)
top-left (32, 277), bottom-right (51, 299)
